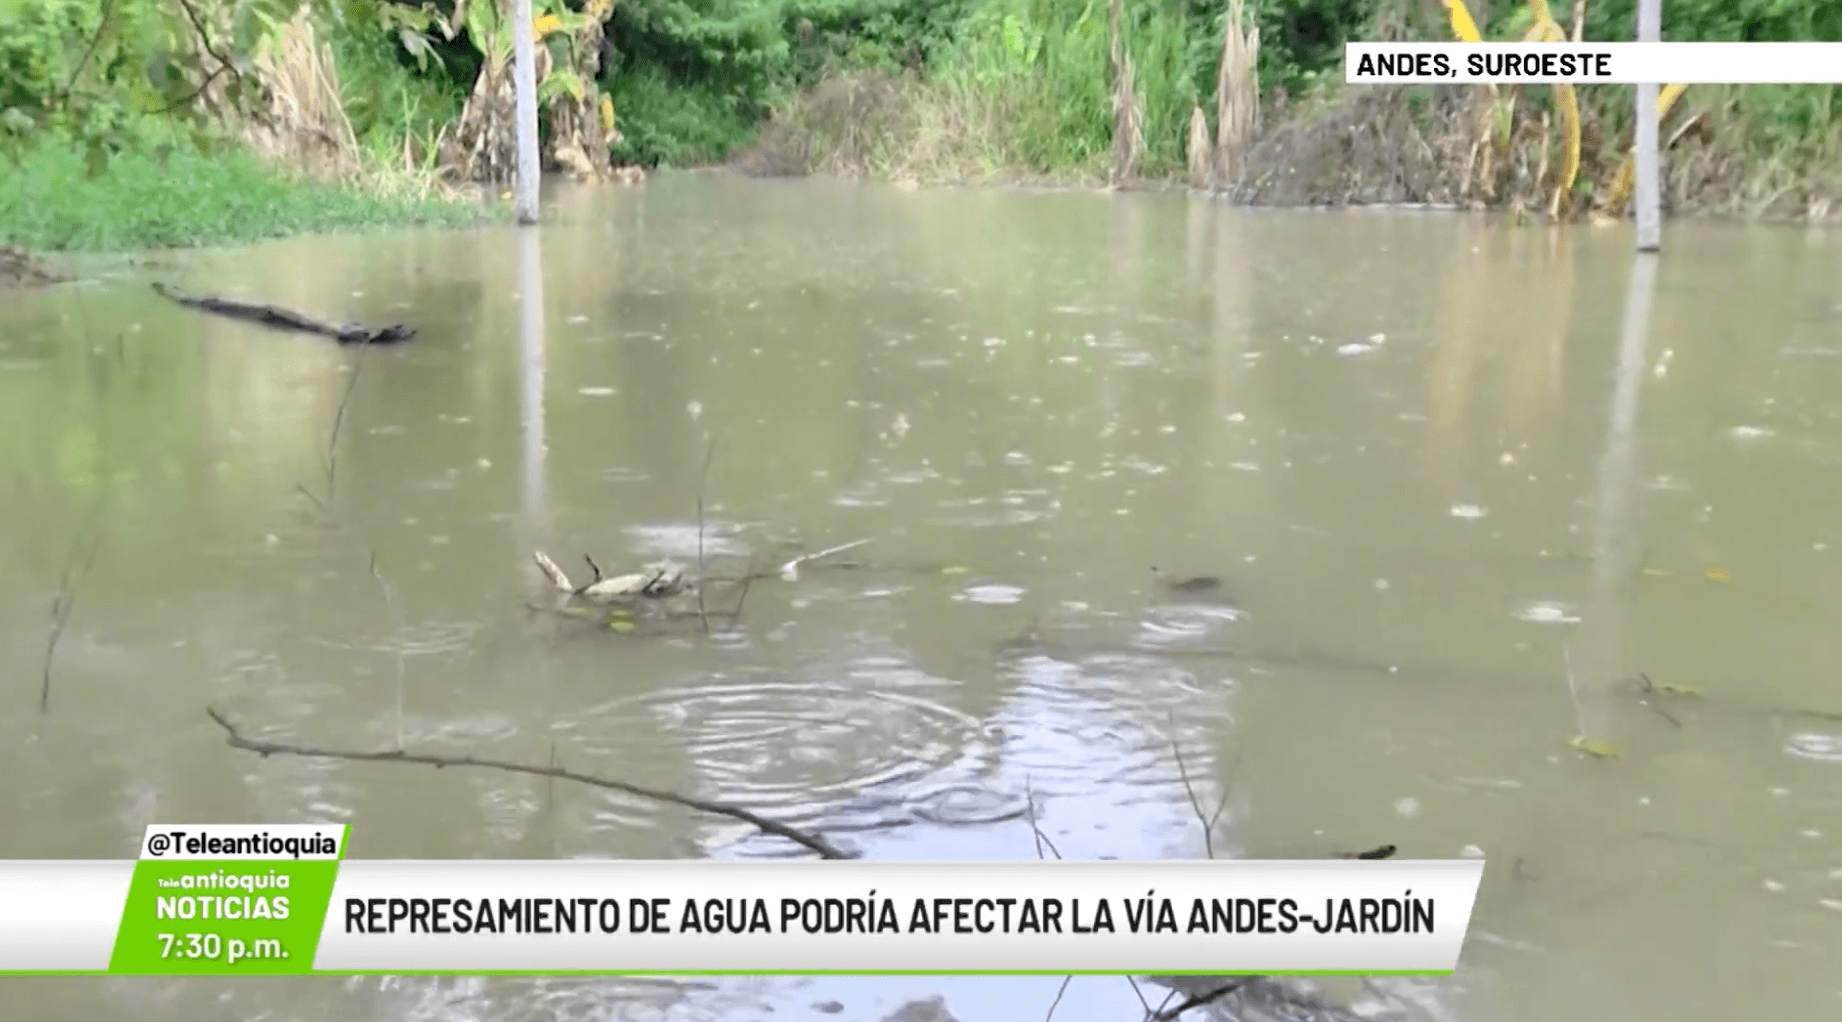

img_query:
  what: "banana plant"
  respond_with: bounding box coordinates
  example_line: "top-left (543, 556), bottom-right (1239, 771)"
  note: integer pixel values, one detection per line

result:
top-left (1441, 0), bottom-right (1684, 221)
top-left (462, 0), bottom-right (592, 103)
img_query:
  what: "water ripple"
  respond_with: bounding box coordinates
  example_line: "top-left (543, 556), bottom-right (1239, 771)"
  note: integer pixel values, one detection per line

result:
top-left (1784, 731), bottom-right (1842, 763)
top-left (567, 666), bottom-right (987, 837)
top-left (625, 522), bottom-right (749, 559)
top-left (1135, 604), bottom-right (1247, 646)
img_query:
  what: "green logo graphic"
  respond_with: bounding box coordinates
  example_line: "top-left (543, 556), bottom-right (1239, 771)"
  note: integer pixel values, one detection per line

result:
top-left (108, 859), bottom-right (343, 975)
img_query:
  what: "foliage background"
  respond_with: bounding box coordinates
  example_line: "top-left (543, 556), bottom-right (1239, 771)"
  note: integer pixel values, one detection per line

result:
top-left (3, 0), bottom-right (1840, 252)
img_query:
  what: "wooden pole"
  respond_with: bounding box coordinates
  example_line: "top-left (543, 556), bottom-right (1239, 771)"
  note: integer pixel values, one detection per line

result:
top-left (510, 0), bottom-right (542, 225)
top-left (1634, 0), bottom-right (1661, 251)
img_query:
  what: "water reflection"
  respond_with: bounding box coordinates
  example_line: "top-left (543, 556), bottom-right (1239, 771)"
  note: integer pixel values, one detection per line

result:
top-left (518, 225), bottom-right (552, 548)
top-left (1573, 253), bottom-right (1658, 744)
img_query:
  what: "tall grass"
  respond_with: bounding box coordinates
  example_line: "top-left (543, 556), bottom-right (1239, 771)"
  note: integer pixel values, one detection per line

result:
top-left (900, 0), bottom-right (1198, 180)
top-left (0, 132), bottom-right (499, 253)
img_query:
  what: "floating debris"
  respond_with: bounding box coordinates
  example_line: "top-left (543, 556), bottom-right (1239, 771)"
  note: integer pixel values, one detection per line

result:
top-left (1515, 601), bottom-right (1580, 624)
top-left (532, 551), bottom-right (691, 605)
top-left (1568, 735), bottom-right (1621, 759)
top-left (778, 539), bottom-right (874, 582)
top-left (1151, 567), bottom-right (1227, 595)
top-left (151, 282), bottom-right (413, 344)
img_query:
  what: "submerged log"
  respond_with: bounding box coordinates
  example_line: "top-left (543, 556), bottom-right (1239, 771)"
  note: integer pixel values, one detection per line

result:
top-left (151, 283), bottom-right (415, 344)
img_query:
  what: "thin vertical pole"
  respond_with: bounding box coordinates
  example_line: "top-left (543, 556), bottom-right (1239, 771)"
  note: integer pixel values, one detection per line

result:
top-left (511, 0), bottom-right (542, 225)
top-left (1634, 0), bottom-right (1661, 252)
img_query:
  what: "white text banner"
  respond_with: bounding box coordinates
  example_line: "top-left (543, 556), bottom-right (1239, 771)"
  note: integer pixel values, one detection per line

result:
top-left (1346, 42), bottom-right (1842, 84)
top-left (314, 860), bottom-right (1483, 973)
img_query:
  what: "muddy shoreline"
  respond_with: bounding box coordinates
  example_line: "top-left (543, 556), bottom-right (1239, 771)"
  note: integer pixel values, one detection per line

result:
top-left (0, 246), bottom-right (67, 290)
top-left (730, 78), bottom-right (1842, 227)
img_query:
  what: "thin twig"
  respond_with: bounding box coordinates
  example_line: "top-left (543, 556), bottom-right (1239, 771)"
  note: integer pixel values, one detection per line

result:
top-left (41, 510), bottom-right (104, 714)
top-left (150, 61), bottom-right (230, 115)
top-left (293, 482), bottom-right (330, 517)
top-left (1023, 774), bottom-right (1061, 860)
top-left (546, 742), bottom-right (559, 815)
top-left (1167, 712), bottom-right (1215, 859)
top-left (1150, 979), bottom-right (1249, 1021)
top-left (369, 551), bottom-right (406, 751)
top-left (205, 708), bottom-right (854, 860)
top-left (324, 346), bottom-right (369, 504)
top-left (1125, 976), bottom-right (1152, 1017)
top-left (694, 434), bottom-right (719, 635)
top-left (1042, 976), bottom-right (1073, 1022)
top-left (1205, 748), bottom-right (1241, 841)
top-left (723, 558), bottom-right (759, 625)
top-left (1635, 673), bottom-right (1684, 728)
top-left (170, 0), bottom-right (243, 108)
top-left (60, 0), bottom-right (120, 102)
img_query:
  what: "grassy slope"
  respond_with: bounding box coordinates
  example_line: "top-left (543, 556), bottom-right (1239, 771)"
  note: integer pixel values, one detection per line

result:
top-left (0, 135), bottom-right (500, 254)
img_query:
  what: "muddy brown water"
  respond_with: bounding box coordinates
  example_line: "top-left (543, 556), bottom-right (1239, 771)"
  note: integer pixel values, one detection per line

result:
top-left (2, 175), bottom-right (1841, 1022)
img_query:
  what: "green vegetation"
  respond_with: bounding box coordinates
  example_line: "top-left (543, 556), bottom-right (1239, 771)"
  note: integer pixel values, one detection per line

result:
top-left (0, 0), bottom-right (498, 255)
top-left (0, 132), bottom-right (490, 252)
top-left (2, 0), bottom-right (1840, 256)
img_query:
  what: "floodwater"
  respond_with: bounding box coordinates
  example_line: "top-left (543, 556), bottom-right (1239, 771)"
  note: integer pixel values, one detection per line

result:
top-left (2, 174), bottom-right (1841, 1022)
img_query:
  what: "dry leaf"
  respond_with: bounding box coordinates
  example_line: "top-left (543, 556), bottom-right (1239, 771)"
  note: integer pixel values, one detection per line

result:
top-left (1569, 735), bottom-right (1621, 759)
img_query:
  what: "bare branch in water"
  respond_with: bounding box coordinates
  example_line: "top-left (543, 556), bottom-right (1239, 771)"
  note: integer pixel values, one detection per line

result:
top-left (204, 708), bottom-right (855, 860)
top-left (1023, 774), bottom-right (1061, 861)
top-left (1167, 712), bottom-right (1227, 860)
top-left (41, 510), bottom-right (104, 714)
top-left (1149, 979), bottom-right (1249, 1021)
top-left (293, 482), bottom-right (330, 517)
top-left (695, 433), bottom-right (720, 635)
top-left (1042, 976), bottom-right (1073, 1022)
top-left (1125, 976), bottom-right (1153, 1017)
top-left (368, 551), bottom-right (406, 750)
top-left (324, 344), bottom-right (369, 504)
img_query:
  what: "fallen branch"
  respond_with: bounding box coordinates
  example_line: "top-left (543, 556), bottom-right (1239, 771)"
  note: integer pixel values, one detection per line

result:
top-left (1149, 979), bottom-right (1249, 1021)
top-left (205, 708), bottom-right (854, 860)
top-left (152, 282), bottom-right (414, 345)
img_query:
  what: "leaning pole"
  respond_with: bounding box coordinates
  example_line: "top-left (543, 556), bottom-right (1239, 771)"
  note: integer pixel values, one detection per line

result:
top-left (511, 0), bottom-right (542, 225)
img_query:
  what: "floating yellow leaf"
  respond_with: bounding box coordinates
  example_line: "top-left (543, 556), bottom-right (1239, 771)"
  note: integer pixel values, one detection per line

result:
top-left (1569, 735), bottom-right (1621, 759)
top-left (941, 565), bottom-right (970, 576)
top-left (1704, 567), bottom-right (1731, 582)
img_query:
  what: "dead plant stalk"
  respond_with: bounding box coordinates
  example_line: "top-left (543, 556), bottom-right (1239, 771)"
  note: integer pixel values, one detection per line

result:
top-left (694, 434), bottom-right (719, 634)
top-left (40, 522), bottom-right (103, 714)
